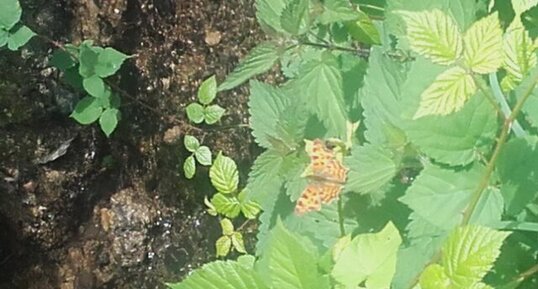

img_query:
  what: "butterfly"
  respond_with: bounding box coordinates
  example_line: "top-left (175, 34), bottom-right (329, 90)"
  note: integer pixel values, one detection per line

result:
top-left (295, 139), bottom-right (348, 215)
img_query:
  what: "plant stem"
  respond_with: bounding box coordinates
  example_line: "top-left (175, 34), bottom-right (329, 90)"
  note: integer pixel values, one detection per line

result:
top-left (488, 73), bottom-right (526, 137)
top-left (501, 263), bottom-right (538, 288)
top-left (472, 73), bottom-right (502, 115)
top-left (337, 197), bottom-right (346, 237)
top-left (300, 40), bottom-right (370, 57)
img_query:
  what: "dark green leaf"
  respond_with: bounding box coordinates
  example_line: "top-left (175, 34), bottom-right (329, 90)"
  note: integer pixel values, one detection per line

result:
top-left (99, 108), bottom-right (119, 137)
top-left (255, 0), bottom-right (288, 33)
top-left (319, 0), bottom-right (359, 24)
top-left (0, 29), bottom-right (8, 47)
top-left (50, 49), bottom-right (77, 71)
top-left (78, 44), bottom-right (99, 78)
top-left (345, 10), bottom-right (381, 45)
top-left (71, 96), bottom-right (103, 125)
top-left (344, 144), bottom-right (397, 194)
top-left (186, 102), bottom-right (204, 124)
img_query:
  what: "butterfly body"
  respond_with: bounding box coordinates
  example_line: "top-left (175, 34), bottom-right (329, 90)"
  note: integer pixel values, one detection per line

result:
top-left (295, 139), bottom-right (348, 215)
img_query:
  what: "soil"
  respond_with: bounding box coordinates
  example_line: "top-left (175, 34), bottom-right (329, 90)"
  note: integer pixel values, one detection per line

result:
top-left (0, 0), bottom-right (264, 288)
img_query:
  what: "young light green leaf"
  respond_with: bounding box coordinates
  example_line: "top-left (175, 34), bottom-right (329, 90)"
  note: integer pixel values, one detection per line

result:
top-left (166, 260), bottom-right (268, 289)
top-left (186, 102), bottom-right (204, 124)
top-left (216, 236), bottom-right (232, 257)
top-left (319, 0), bottom-right (359, 24)
top-left (7, 24), bottom-right (35, 51)
top-left (463, 12), bottom-right (503, 74)
top-left (238, 190), bottom-right (261, 219)
top-left (211, 193), bottom-right (241, 218)
top-left (198, 75), bottom-right (218, 105)
top-left (220, 218), bottom-right (234, 236)
top-left (400, 9), bottom-right (463, 65)
top-left (259, 220), bottom-right (328, 289)
top-left (345, 10), bottom-right (381, 45)
top-left (210, 153), bottom-right (239, 194)
top-left (332, 222), bottom-right (402, 288)
top-left (195, 146), bottom-right (212, 166)
top-left (95, 47), bottom-right (130, 78)
top-left (71, 96), bottom-right (103, 125)
top-left (414, 66), bottom-right (477, 119)
top-left (0, 0), bottom-right (21, 30)
top-left (419, 264), bottom-right (451, 288)
top-left (218, 42), bottom-right (280, 91)
top-left (204, 196), bottom-right (218, 216)
top-left (204, 104), bottom-right (225, 124)
top-left (183, 155), bottom-right (196, 179)
top-left (407, 93), bottom-right (497, 166)
top-left (502, 19), bottom-right (537, 90)
top-left (184, 135), bottom-right (200, 153)
top-left (344, 144), bottom-right (397, 194)
top-left (231, 232), bottom-right (247, 253)
top-left (83, 75), bottom-right (107, 98)
top-left (280, 0), bottom-right (309, 35)
top-left (99, 108), bottom-right (120, 137)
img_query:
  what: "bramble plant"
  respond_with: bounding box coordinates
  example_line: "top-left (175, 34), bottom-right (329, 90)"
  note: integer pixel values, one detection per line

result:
top-left (182, 135), bottom-right (212, 179)
top-left (186, 75), bottom-right (226, 125)
top-left (2, 0), bottom-right (130, 137)
top-left (168, 0), bottom-right (538, 289)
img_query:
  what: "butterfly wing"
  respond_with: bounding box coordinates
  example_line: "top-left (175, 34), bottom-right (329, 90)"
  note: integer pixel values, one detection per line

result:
top-left (295, 183), bottom-right (323, 215)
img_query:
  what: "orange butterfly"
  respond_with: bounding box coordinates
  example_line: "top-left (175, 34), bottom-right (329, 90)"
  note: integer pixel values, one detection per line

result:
top-left (295, 139), bottom-right (348, 215)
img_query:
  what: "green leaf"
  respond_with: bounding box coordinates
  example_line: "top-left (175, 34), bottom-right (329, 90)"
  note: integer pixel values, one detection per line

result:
top-left (319, 0), bottom-right (359, 24)
top-left (497, 136), bottom-right (538, 216)
top-left (406, 93), bottom-right (497, 166)
top-left (183, 155), bottom-right (196, 179)
top-left (423, 225), bottom-right (510, 288)
top-left (0, 29), bottom-right (8, 47)
top-left (414, 66), bottom-right (477, 119)
top-left (83, 75), bottom-right (107, 98)
top-left (297, 52), bottom-right (347, 138)
top-left (216, 236), bottom-right (232, 257)
top-left (512, 0), bottom-right (538, 16)
top-left (198, 75), bottom-right (218, 105)
top-left (239, 190), bottom-right (262, 219)
top-left (400, 9), bottom-right (463, 65)
top-left (280, 0), bottom-right (310, 35)
top-left (518, 64), bottom-right (538, 128)
top-left (218, 43), bottom-right (280, 91)
top-left (419, 264), bottom-right (451, 288)
top-left (259, 220), bottom-right (328, 289)
top-left (255, 0), bottom-right (287, 33)
top-left (220, 218), bottom-right (234, 236)
top-left (332, 222), bottom-right (402, 288)
top-left (7, 24), bottom-right (35, 51)
top-left (210, 153), bottom-right (239, 194)
top-left (95, 47), bottom-right (130, 78)
top-left (71, 96), bottom-right (103, 125)
top-left (195, 146), bottom-right (212, 166)
top-left (345, 10), bottom-right (381, 45)
top-left (399, 164), bottom-right (485, 230)
top-left (231, 232), bottom-right (247, 253)
top-left (63, 66), bottom-right (84, 90)
top-left (186, 102), bottom-right (204, 124)
top-left (0, 0), bottom-right (21, 30)
top-left (204, 104), bottom-right (225, 124)
top-left (463, 12), bottom-right (503, 74)
top-left (50, 49), bottom-right (76, 71)
top-left (184, 135), bottom-right (200, 153)
top-left (502, 19), bottom-right (537, 90)
top-left (166, 260), bottom-right (268, 289)
top-left (78, 44), bottom-right (99, 78)
top-left (99, 108), bottom-right (119, 137)
top-left (344, 144), bottom-right (397, 194)
top-left (211, 193), bottom-right (241, 218)
top-left (245, 149), bottom-right (287, 204)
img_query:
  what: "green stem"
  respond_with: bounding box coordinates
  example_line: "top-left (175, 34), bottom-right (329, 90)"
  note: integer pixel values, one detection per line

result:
top-left (300, 40), bottom-right (370, 57)
top-left (471, 73), bottom-right (502, 115)
top-left (337, 197), bottom-right (346, 237)
top-left (488, 73), bottom-right (526, 137)
top-left (501, 263), bottom-right (538, 289)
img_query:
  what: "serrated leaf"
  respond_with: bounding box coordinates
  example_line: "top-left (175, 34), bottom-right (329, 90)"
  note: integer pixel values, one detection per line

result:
top-left (237, 255), bottom-right (256, 268)
top-left (50, 49), bottom-right (76, 71)
top-left (198, 75), bottom-right (218, 105)
top-left (518, 64), bottom-right (538, 128)
top-left (195, 146), bottom-right (212, 166)
top-left (463, 12), bottom-right (503, 74)
top-left (240, 201), bottom-right (261, 219)
top-left (407, 93), bottom-right (497, 166)
top-left (259, 220), bottom-right (328, 289)
top-left (344, 144), bottom-right (397, 194)
top-left (99, 108), bottom-right (119, 137)
top-left (441, 226), bottom-right (510, 287)
top-left (332, 222), bottom-right (402, 288)
top-left (255, 0), bottom-right (287, 33)
top-left (211, 193), bottom-right (241, 218)
top-left (400, 9), bottom-right (463, 65)
top-left (71, 96), bottom-right (103, 125)
top-left (280, 0), bottom-right (309, 35)
top-left (186, 102), bottom-right (204, 124)
top-left (95, 47), bottom-right (130, 78)
top-left (345, 10), bottom-right (381, 45)
top-left (231, 232), bottom-right (247, 253)
top-left (216, 236), bottom-right (232, 257)
top-left (220, 218), bottom-right (234, 236)
top-left (297, 52), bottom-right (347, 138)
top-left (166, 260), bottom-right (268, 289)
top-left (204, 104), bottom-right (225, 124)
top-left (210, 153), bottom-right (239, 194)
top-left (82, 75), bottom-right (107, 98)
top-left (219, 43), bottom-right (280, 91)
top-left (184, 135), bottom-right (200, 153)
top-left (7, 24), bottom-right (35, 51)
top-left (503, 19), bottom-right (537, 89)
top-left (0, 0), bottom-right (21, 30)
top-left (513, 0), bottom-right (538, 16)
top-left (414, 66), bottom-right (477, 119)
top-left (183, 155), bottom-right (196, 179)
top-left (419, 264), bottom-right (451, 288)
top-left (245, 149), bottom-right (286, 203)
top-left (319, 0), bottom-right (359, 24)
